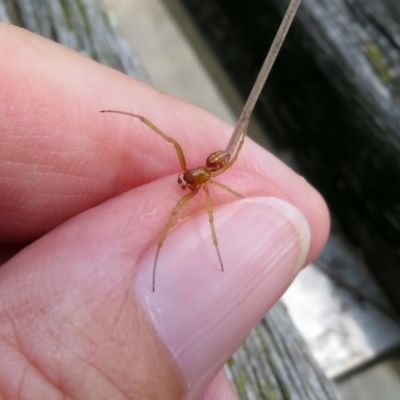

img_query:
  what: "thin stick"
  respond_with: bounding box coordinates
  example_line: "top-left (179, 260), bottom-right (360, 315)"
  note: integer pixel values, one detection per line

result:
top-left (225, 0), bottom-right (302, 156)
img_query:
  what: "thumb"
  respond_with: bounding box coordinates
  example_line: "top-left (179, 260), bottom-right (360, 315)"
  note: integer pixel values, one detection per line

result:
top-left (136, 195), bottom-right (311, 399)
top-left (0, 177), bottom-right (310, 400)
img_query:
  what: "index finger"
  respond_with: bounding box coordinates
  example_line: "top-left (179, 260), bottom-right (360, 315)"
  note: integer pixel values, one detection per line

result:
top-left (0, 22), bottom-right (329, 264)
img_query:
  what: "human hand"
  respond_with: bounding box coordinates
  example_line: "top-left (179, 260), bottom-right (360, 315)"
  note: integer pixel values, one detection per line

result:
top-left (0, 22), bottom-right (329, 399)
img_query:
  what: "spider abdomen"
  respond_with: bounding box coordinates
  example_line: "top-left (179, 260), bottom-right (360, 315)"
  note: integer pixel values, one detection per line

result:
top-left (206, 151), bottom-right (230, 172)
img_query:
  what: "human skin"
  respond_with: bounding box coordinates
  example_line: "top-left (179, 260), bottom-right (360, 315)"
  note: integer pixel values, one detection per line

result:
top-left (0, 22), bottom-right (330, 400)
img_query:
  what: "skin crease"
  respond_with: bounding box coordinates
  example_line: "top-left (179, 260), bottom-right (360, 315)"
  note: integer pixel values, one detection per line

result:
top-left (0, 22), bottom-right (330, 400)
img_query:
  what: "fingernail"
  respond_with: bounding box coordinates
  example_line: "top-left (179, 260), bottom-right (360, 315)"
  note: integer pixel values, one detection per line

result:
top-left (135, 197), bottom-right (310, 395)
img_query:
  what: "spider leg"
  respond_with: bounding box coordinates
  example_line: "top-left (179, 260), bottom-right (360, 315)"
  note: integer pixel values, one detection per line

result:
top-left (101, 110), bottom-right (187, 171)
top-left (153, 189), bottom-right (198, 291)
top-left (209, 179), bottom-right (244, 198)
top-left (203, 184), bottom-right (224, 272)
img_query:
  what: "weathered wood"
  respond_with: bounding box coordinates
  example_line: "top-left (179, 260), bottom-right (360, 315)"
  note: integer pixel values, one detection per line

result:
top-left (227, 302), bottom-right (342, 400)
top-left (0, 1), bottom-right (342, 399)
top-left (1, 0), bottom-right (147, 80)
top-left (177, 0), bottom-right (400, 313)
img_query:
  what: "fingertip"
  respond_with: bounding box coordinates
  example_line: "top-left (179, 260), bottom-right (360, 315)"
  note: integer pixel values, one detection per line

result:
top-left (136, 197), bottom-right (310, 396)
top-left (197, 370), bottom-right (238, 400)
